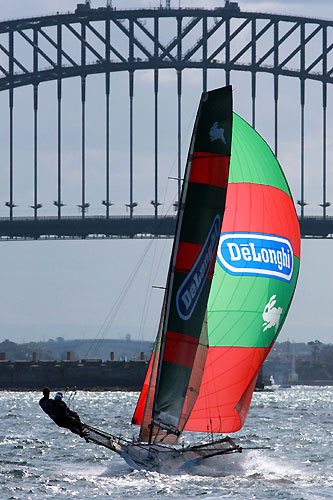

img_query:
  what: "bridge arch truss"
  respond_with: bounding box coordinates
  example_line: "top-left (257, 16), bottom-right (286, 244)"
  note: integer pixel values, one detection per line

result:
top-left (0, 4), bottom-right (332, 238)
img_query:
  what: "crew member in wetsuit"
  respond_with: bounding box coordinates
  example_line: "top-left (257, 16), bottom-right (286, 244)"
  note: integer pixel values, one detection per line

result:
top-left (39, 387), bottom-right (86, 438)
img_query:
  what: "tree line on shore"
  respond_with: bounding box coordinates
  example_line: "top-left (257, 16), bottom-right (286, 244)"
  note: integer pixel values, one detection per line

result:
top-left (0, 337), bottom-right (154, 362)
top-left (1, 338), bottom-right (332, 383)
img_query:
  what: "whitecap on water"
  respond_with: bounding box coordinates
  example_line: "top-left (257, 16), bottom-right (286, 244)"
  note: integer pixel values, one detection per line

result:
top-left (1, 388), bottom-right (332, 500)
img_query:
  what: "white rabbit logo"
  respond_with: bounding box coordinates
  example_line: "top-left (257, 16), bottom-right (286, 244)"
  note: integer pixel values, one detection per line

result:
top-left (209, 122), bottom-right (226, 144)
top-left (262, 295), bottom-right (282, 333)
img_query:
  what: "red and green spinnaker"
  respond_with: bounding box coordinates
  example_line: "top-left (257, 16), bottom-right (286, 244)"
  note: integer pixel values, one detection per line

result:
top-left (186, 113), bottom-right (300, 433)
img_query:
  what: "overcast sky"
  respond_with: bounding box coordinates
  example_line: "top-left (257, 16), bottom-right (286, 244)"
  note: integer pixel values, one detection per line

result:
top-left (0, 0), bottom-right (332, 347)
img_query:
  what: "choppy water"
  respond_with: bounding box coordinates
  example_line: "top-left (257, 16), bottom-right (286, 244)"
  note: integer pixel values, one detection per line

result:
top-left (1, 387), bottom-right (332, 499)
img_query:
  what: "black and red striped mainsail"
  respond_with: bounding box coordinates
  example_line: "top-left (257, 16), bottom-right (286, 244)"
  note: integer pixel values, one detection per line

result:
top-left (133, 86), bottom-right (233, 443)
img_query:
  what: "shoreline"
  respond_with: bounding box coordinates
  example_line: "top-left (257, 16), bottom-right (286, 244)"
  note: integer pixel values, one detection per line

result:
top-left (2, 382), bottom-right (333, 392)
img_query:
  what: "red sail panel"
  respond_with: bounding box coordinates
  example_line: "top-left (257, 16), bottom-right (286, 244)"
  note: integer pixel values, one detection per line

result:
top-left (189, 153), bottom-right (230, 188)
top-left (162, 331), bottom-right (199, 368)
top-left (134, 291), bottom-right (167, 442)
top-left (177, 312), bottom-right (209, 433)
top-left (222, 183), bottom-right (300, 259)
top-left (185, 345), bottom-right (273, 432)
top-left (131, 351), bottom-right (154, 426)
top-left (175, 241), bottom-right (216, 278)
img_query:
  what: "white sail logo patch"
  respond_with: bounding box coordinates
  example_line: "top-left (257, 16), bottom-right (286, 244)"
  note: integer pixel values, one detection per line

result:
top-left (209, 122), bottom-right (226, 144)
top-left (217, 233), bottom-right (294, 282)
top-left (262, 295), bottom-right (283, 333)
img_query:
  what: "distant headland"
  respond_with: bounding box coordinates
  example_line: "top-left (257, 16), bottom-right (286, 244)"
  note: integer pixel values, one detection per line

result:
top-left (0, 338), bottom-right (332, 390)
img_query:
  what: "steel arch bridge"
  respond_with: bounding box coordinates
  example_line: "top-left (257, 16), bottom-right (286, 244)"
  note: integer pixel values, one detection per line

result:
top-left (0, 2), bottom-right (333, 239)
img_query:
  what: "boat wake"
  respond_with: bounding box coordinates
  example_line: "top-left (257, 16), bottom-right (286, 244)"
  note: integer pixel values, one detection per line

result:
top-left (189, 449), bottom-right (304, 480)
top-left (96, 449), bottom-right (297, 479)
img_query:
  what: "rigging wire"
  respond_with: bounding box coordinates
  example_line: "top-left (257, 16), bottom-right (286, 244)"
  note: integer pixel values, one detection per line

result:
top-left (83, 101), bottom-right (197, 362)
top-left (65, 387), bottom-right (77, 409)
top-left (83, 238), bottom-right (156, 359)
top-left (115, 106), bottom-right (198, 359)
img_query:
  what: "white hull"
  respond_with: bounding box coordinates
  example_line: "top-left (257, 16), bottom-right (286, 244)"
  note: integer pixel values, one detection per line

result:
top-left (83, 424), bottom-right (241, 471)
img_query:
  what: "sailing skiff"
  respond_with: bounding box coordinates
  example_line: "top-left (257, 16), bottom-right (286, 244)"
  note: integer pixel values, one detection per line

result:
top-left (80, 86), bottom-right (300, 470)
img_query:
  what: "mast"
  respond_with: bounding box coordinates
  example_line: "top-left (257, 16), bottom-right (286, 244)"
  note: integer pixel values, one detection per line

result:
top-left (138, 86), bottom-right (233, 443)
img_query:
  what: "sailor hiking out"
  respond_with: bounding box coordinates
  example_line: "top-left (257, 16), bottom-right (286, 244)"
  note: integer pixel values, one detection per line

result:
top-left (39, 387), bottom-right (87, 439)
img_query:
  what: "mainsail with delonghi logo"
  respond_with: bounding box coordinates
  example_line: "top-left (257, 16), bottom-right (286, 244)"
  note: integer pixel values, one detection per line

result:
top-left (66, 87), bottom-right (299, 472)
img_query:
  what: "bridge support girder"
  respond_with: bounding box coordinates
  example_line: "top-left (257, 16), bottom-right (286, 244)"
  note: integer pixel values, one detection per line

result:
top-left (0, 216), bottom-right (331, 240)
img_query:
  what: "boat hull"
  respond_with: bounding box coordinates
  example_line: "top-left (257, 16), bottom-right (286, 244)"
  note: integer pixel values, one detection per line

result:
top-left (83, 424), bottom-right (241, 471)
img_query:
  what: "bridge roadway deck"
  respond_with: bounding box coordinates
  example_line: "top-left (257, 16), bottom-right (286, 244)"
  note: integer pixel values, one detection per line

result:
top-left (0, 215), bottom-right (331, 240)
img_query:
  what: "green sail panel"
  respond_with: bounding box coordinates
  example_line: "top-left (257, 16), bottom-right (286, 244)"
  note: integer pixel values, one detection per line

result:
top-left (229, 114), bottom-right (291, 195)
top-left (208, 257), bottom-right (300, 348)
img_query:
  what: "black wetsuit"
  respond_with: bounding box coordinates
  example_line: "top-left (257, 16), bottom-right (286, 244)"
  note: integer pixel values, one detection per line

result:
top-left (39, 395), bottom-right (84, 437)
